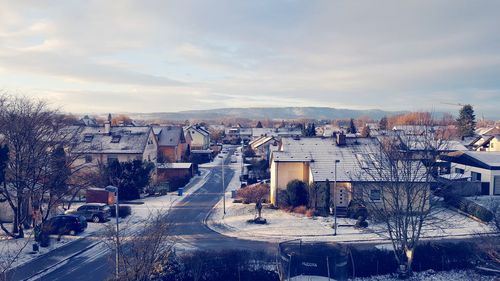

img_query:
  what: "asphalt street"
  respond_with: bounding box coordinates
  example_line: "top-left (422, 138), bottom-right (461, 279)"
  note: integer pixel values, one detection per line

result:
top-left (13, 148), bottom-right (275, 281)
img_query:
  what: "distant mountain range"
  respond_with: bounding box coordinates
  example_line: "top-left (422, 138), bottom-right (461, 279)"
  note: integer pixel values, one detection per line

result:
top-left (126, 107), bottom-right (409, 121)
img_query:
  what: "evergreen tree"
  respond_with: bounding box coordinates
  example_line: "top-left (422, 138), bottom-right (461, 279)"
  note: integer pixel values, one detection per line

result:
top-left (47, 145), bottom-right (70, 197)
top-left (256, 121), bottom-right (263, 128)
top-left (379, 116), bottom-right (388, 130)
top-left (347, 118), bottom-right (357, 134)
top-left (457, 104), bottom-right (476, 137)
top-left (106, 160), bottom-right (154, 200)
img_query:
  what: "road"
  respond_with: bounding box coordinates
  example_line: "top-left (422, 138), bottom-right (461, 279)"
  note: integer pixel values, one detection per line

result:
top-left (13, 148), bottom-right (275, 281)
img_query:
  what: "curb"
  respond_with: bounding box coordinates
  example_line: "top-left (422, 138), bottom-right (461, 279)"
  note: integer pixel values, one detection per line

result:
top-left (9, 239), bottom-right (102, 281)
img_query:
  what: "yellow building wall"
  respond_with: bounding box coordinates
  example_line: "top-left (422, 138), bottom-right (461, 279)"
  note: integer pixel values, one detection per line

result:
top-left (270, 161), bottom-right (309, 205)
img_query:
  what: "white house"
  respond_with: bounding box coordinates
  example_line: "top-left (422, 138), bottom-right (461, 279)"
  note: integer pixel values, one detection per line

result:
top-left (441, 151), bottom-right (500, 196)
top-left (184, 125), bottom-right (211, 150)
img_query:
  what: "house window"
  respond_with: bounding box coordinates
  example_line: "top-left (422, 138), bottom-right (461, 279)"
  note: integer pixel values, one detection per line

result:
top-left (111, 135), bottom-right (121, 143)
top-left (107, 156), bottom-right (118, 163)
top-left (370, 189), bottom-right (381, 201)
top-left (471, 171), bottom-right (481, 182)
top-left (455, 168), bottom-right (464, 174)
top-left (491, 142), bottom-right (494, 148)
top-left (84, 155), bottom-right (93, 163)
top-left (83, 135), bottom-right (93, 142)
top-left (494, 176), bottom-right (500, 195)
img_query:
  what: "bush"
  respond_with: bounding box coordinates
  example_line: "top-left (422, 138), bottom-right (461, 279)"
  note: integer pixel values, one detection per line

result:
top-left (445, 195), bottom-right (493, 222)
top-left (305, 208), bottom-right (316, 218)
top-left (110, 205), bottom-right (132, 218)
top-left (236, 184), bottom-right (270, 204)
top-left (286, 180), bottom-right (309, 207)
top-left (348, 200), bottom-right (368, 220)
top-left (293, 205), bottom-right (308, 215)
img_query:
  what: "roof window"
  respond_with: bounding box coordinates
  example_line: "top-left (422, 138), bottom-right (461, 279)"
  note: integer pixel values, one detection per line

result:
top-left (111, 135), bottom-right (122, 143)
top-left (83, 135), bottom-right (93, 142)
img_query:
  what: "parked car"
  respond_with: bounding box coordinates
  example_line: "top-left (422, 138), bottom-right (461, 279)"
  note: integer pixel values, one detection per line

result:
top-left (65, 203), bottom-right (111, 223)
top-left (42, 215), bottom-right (87, 236)
top-left (218, 155), bottom-right (223, 158)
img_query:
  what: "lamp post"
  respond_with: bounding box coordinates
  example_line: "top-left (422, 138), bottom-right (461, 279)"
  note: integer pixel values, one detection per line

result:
top-left (105, 185), bottom-right (119, 280)
top-left (333, 160), bottom-right (340, 236)
top-left (222, 154), bottom-right (226, 215)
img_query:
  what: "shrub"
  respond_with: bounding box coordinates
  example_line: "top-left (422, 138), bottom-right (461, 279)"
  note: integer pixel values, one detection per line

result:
top-left (305, 208), bottom-right (316, 218)
top-left (293, 205), bottom-right (308, 215)
top-left (276, 190), bottom-right (290, 208)
top-left (348, 200), bottom-right (368, 220)
top-left (110, 205), bottom-right (132, 218)
top-left (236, 184), bottom-right (269, 204)
top-left (286, 180), bottom-right (309, 207)
top-left (445, 195), bottom-right (493, 222)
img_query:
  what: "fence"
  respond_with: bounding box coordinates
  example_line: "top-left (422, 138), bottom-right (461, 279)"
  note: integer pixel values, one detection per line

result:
top-left (278, 239), bottom-right (348, 281)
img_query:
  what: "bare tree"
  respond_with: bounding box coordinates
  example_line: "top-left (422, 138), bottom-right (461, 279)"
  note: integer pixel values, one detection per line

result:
top-left (103, 210), bottom-right (175, 281)
top-left (352, 120), bottom-right (450, 276)
top-left (0, 94), bottom-right (89, 237)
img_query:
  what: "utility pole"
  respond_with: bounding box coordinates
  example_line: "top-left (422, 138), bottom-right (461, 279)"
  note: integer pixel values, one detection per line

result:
top-left (333, 160), bottom-right (340, 236)
top-left (222, 153), bottom-right (226, 215)
top-left (105, 185), bottom-right (120, 279)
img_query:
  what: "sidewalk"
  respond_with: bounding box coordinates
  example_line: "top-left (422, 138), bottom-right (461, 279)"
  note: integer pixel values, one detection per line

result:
top-left (4, 168), bottom-right (211, 281)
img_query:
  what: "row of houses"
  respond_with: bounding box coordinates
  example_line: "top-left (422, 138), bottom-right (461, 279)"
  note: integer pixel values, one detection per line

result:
top-left (267, 126), bottom-right (500, 213)
top-left (68, 115), bottom-right (212, 184)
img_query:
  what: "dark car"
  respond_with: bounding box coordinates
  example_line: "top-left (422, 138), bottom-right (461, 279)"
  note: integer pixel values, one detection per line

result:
top-left (66, 203), bottom-right (111, 223)
top-left (42, 215), bottom-right (87, 236)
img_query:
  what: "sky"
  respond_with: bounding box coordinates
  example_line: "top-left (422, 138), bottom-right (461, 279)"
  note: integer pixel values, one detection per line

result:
top-left (0, 1), bottom-right (499, 118)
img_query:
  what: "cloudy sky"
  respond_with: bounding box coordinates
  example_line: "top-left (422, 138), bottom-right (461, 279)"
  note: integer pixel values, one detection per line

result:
top-left (1, 1), bottom-right (499, 118)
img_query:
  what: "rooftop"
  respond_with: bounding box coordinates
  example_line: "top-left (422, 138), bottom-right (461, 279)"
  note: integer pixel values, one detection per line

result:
top-left (72, 125), bottom-right (153, 154)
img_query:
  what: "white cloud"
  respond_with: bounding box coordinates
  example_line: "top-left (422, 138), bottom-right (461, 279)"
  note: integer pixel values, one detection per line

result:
top-left (0, 0), bottom-right (499, 118)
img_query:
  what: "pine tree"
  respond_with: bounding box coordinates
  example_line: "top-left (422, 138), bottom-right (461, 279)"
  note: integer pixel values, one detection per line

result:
top-left (457, 104), bottom-right (476, 137)
top-left (256, 121), bottom-right (263, 128)
top-left (347, 119), bottom-right (357, 134)
top-left (379, 116), bottom-right (388, 130)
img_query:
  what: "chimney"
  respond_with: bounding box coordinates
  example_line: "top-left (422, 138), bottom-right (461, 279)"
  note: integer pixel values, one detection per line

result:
top-left (104, 113), bottom-right (111, 135)
top-left (336, 131), bottom-right (346, 146)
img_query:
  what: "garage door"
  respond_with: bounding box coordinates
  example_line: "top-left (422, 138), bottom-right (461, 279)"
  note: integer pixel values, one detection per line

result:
top-left (494, 176), bottom-right (500, 195)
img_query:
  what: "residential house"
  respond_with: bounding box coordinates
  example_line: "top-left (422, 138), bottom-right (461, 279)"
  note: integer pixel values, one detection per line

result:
top-left (184, 125), bottom-right (211, 150)
top-left (153, 126), bottom-right (188, 162)
top-left (71, 119), bottom-right (158, 167)
top-left (270, 134), bottom-right (430, 212)
top-left (249, 136), bottom-right (280, 161)
top-left (440, 151), bottom-right (500, 196)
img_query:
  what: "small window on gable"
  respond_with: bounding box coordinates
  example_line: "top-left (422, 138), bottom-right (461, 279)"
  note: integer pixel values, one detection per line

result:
top-left (111, 135), bottom-right (121, 143)
top-left (83, 135), bottom-right (93, 142)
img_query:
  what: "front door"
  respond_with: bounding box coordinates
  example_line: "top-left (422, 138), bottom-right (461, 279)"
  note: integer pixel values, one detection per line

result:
top-left (334, 185), bottom-right (350, 207)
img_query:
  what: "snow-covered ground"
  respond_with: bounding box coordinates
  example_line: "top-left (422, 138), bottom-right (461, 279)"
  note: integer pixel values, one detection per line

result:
top-left (207, 159), bottom-right (497, 243)
top-left (466, 195), bottom-right (500, 210)
top-left (351, 269), bottom-right (497, 281)
top-left (0, 168), bottom-right (211, 270)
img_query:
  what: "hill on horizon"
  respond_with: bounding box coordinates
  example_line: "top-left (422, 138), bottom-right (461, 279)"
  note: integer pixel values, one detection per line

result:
top-left (125, 107), bottom-right (410, 121)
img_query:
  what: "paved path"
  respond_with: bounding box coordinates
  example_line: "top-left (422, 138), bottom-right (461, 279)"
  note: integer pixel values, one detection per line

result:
top-left (11, 148), bottom-right (275, 281)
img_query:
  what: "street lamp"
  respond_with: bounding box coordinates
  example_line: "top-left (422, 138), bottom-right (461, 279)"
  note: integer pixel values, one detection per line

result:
top-left (105, 185), bottom-right (120, 280)
top-left (333, 160), bottom-right (340, 236)
top-left (222, 154), bottom-right (226, 215)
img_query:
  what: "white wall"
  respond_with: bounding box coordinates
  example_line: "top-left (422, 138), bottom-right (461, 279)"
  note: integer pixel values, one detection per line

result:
top-left (450, 162), bottom-right (500, 195)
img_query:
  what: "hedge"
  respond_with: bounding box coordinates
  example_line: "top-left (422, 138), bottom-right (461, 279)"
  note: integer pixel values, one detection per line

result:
top-left (110, 205), bottom-right (132, 218)
top-left (444, 195), bottom-right (493, 222)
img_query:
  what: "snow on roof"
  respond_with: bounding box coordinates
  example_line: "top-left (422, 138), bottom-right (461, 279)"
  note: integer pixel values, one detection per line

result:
top-left (72, 126), bottom-right (152, 154)
top-left (157, 162), bottom-right (192, 169)
top-left (439, 173), bottom-right (470, 181)
top-left (464, 151), bottom-right (500, 167)
top-left (154, 126), bottom-right (185, 147)
top-left (272, 137), bottom-right (428, 182)
top-left (250, 136), bottom-right (277, 149)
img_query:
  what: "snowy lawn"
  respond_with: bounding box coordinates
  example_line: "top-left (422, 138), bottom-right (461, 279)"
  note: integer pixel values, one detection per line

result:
top-left (208, 164), bottom-right (496, 243)
top-left (351, 269), bottom-right (497, 281)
